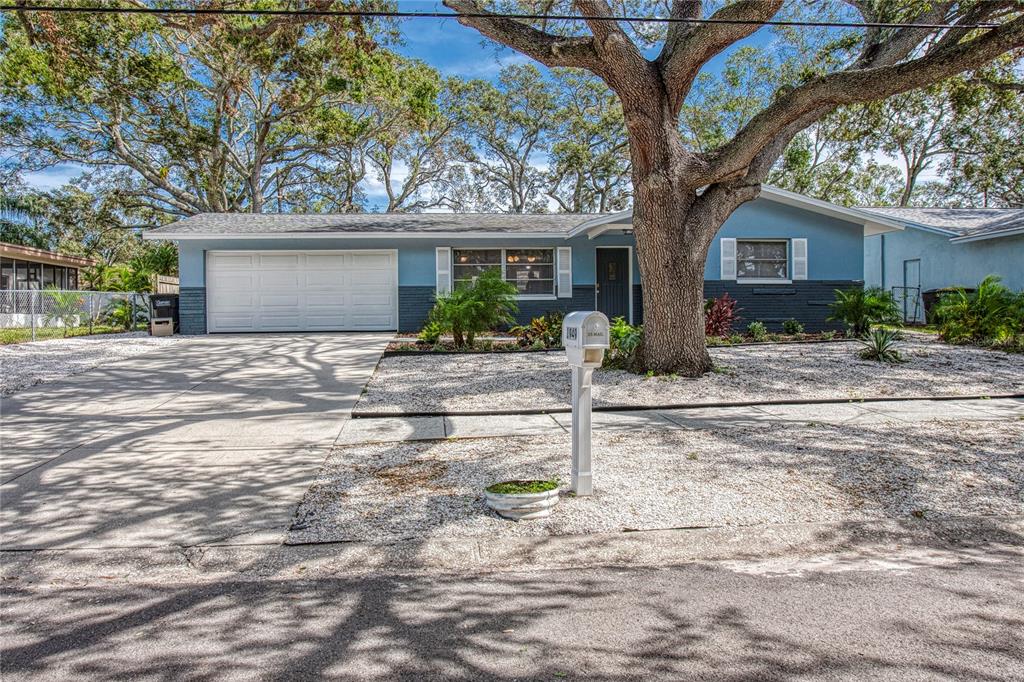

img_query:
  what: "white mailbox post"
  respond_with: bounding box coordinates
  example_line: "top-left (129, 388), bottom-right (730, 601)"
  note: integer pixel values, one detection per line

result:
top-left (562, 311), bottom-right (610, 496)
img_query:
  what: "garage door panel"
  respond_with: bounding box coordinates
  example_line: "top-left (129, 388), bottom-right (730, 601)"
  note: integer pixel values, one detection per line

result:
top-left (259, 254), bottom-right (301, 268)
top-left (352, 294), bottom-right (394, 307)
top-left (306, 254), bottom-right (348, 268)
top-left (207, 250), bottom-right (396, 332)
top-left (258, 294), bottom-right (302, 308)
top-left (210, 271), bottom-right (255, 289)
top-left (210, 254), bottom-right (257, 269)
top-left (258, 271), bottom-right (303, 289)
top-left (351, 253), bottom-right (393, 268)
top-left (351, 315), bottom-right (396, 329)
top-left (350, 270), bottom-right (394, 287)
top-left (305, 271), bottom-right (343, 287)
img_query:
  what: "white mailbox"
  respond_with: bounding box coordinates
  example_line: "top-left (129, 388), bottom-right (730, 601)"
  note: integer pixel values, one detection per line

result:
top-left (562, 311), bottom-right (609, 497)
top-left (563, 311), bottom-right (610, 367)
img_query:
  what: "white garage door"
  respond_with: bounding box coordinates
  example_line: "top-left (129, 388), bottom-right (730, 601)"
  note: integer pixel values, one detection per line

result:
top-left (206, 250), bottom-right (397, 332)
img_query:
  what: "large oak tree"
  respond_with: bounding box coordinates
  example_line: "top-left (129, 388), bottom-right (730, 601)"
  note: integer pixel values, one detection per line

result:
top-left (0, 1), bottom-right (437, 216)
top-left (444, 0), bottom-right (1024, 374)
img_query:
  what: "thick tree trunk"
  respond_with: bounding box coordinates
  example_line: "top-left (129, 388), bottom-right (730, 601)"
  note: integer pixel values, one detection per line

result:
top-left (631, 184), bottom-right (716, 376)
top-left (622, 95), bottom-right (717, 377)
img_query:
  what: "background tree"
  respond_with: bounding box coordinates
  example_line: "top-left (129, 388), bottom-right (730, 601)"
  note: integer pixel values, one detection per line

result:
top-left (445, 63), bottom-right (556, 213)
top-left (365, 73), bottom-right (465, 212)
top-left (0, 2), bottom-right (432, 217)
top-left (546, 69), bottom-right (631, 212)
top-left (445, 0), bottom-right (1024, 374)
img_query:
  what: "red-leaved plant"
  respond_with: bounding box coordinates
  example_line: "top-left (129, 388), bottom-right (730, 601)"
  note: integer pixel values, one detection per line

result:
top-left (704, 293), bottom-right (740, 337)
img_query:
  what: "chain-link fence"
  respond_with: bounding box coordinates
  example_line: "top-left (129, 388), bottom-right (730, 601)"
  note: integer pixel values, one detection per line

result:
top-left (0, 290), bottom-right (150, 343)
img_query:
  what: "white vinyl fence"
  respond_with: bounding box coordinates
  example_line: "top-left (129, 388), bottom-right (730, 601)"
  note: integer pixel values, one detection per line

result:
top-left (0, 290), bottom-right (150, 341)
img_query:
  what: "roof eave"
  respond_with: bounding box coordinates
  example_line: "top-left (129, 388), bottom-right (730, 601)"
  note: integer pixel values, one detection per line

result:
top-left (567, 186), bottom-right (908, 238)
top-left (144, 230), bottom-right (577, 240)
top-left (949, 226), bottom-right (1024, 243)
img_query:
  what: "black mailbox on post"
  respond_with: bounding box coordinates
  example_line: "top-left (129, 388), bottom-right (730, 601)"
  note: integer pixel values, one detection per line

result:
top-left (149, 294), bottom-right (180, 333)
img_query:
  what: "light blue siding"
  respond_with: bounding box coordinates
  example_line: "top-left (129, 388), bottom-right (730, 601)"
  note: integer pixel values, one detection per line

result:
top-left (865, 229), bottom-right (1024, 292)
top-left (179, 234), bottom-right (643, 287)
top-left (176, 196), bottom-right (867, 289)
top-left (707, 198), bottom-right (865, 281)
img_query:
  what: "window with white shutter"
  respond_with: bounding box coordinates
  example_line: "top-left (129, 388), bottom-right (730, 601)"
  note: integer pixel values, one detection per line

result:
top-left (792, 238), bottom-right (808, 280)
top-left (557, 246), bottom-right (572, 298)
top-left (435, 247), bottom-right (451, 294)
top-left (720, 238), bottom-right (737, 280)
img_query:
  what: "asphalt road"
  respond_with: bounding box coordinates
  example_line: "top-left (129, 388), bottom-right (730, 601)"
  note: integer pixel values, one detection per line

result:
top-left (3, 555), bottom-right (1022, 681)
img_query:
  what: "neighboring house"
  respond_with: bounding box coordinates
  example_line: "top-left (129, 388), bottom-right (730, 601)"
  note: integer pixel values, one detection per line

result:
top-left (143, 186), bottom-right (904, 335)
top-left (860, 208), bottom-right (1024, 323)
top-left (0, 242), bottom-right (94, 291)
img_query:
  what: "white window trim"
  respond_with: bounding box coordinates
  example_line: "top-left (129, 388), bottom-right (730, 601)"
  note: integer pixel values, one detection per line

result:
top-left (734, 238), bottom-right (791, 284)
top-left (452, 247), bottom-right (558, 299)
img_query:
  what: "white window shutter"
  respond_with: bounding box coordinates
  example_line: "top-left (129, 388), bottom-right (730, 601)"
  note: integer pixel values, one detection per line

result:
top-left (792, 238), bottom-right (808, 280)
top-left (557, 246), bottom-right (572, 298)
top-left (720, 238), bottom-right (737, 280)
top-left (435, 247), bottom-right (451, 294)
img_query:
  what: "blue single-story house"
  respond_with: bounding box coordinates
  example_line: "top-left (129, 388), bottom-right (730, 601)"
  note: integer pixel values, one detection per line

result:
top-left (861, 207), bottom-right (1024, 322)
top-left (143, 186), bottom-right (905, 335)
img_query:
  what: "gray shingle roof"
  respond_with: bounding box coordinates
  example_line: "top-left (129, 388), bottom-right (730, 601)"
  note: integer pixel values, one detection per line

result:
top-left (146, 212), bottom-right (601, 236)
top-left (857, 207), bottom-right (1024, 239)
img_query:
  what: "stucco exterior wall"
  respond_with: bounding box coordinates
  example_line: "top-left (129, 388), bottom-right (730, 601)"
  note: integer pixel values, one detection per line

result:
top-left (865, 230), bottom-right (1024, 292)
top-left (173, 196), bottom-right (869, 334)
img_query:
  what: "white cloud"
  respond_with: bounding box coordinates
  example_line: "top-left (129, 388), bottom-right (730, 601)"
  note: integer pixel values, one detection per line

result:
top-left (19, 164), bottom-right (86, 190)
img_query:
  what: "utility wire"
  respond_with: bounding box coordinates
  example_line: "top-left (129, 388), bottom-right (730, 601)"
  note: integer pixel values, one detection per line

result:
top-left (0, 3), bottom-right (1005, 30)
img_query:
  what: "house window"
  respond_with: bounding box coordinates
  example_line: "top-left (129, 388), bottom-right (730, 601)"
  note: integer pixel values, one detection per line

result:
top-left (453, 249), bottom-right (502, 287)
top-left (736, 240), bottom-right (788, 281)
top-left (452, 248), bottom-right (556, 297)
top-left (505, 249), bottom-right (554, 295)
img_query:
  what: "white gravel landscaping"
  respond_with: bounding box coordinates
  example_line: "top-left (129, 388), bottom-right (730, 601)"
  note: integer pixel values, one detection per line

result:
top-left (357, 337), bottom-right (1024, 413)
top-left (288, 418), bottom-right (1024, 544)
top-left (0, 333), bottom-right (184, 396)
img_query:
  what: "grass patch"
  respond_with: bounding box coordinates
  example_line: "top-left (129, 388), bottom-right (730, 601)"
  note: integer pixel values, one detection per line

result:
top-left (486, 479), bottom-right (559, 495)
top-left (0, 325), bottom-right (139, 345)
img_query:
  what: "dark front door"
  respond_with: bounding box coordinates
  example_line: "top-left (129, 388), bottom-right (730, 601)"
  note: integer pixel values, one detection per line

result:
top-left (596, 248), bottom-right (630, 322)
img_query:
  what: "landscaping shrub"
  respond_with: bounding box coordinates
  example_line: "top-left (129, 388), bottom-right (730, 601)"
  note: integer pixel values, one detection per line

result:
top-left (828, 287), bottom-right (901, 337)
top-left (858, 328), bottom-right (905, 363)
top-left (704, 293), bottom-right (739, 337)
top-left (782, 318), bottom-right (804, 335)
top-left (43, 288), bottom-right (85, 338)
top-left (728, 333), bottom-right (744, 345)
top-left (933, 275), bottom-right (1021, 347)
top-left (510, 310), bottom-right (565, 348)
top-left (747, 321), bottom-right (768, 342)
top-left (102, 297), bottom-right (147, 331)
top-left (428, 269), bottom-right (518, 348)
top-left (416, 320), bottom-right (444, 345)
top-left (604, 316), bottom-right (642, 369)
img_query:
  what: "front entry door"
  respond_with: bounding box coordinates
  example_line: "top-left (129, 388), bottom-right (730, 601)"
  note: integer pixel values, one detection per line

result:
top-left (596, 248), bottom-right (630, 322)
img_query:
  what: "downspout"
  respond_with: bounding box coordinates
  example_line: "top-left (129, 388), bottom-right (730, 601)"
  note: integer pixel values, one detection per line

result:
top-left (880, 234), bottom-right (886, 290)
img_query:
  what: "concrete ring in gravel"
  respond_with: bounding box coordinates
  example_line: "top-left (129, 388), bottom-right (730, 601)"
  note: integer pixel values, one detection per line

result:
top-left (485, 485), bottom-right (561, 520)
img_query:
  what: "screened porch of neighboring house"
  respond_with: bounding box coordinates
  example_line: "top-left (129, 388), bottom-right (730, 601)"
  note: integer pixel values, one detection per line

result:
top-left (0, 242), bottom-right (95, 314)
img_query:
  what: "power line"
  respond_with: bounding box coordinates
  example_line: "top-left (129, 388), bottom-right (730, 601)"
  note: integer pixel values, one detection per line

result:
top-left (0, 3), bottom-right (1005, 30)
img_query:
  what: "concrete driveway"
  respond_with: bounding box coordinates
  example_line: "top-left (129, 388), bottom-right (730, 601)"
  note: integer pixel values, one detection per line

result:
top-left (0, 334), bottom-right (390, 550)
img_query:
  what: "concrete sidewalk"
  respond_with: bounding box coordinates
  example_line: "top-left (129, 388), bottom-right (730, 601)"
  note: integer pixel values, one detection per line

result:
top-left (337, 397), bottom-right (1024, 445)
